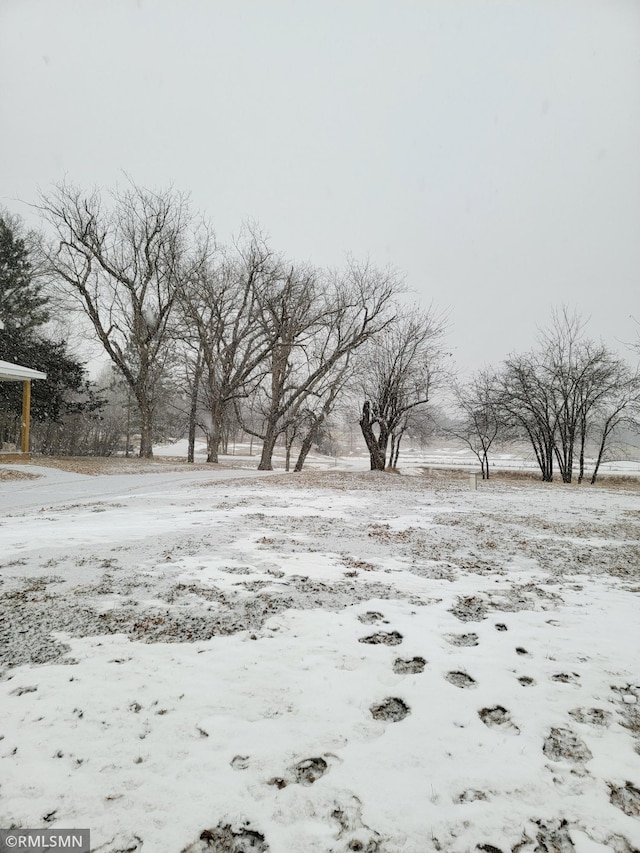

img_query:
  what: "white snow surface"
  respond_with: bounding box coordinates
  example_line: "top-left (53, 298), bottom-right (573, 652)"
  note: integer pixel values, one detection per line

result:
top-left (1, 464), bottom-right (639, 853)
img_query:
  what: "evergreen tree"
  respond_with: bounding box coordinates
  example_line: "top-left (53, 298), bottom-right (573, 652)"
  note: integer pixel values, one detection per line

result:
top-left (0, 212), bottom-right (101, 450)
top-left (0, 214), bottom-right (49, 337)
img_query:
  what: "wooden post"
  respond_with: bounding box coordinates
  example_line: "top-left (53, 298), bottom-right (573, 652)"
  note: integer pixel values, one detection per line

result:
top-left (20, 380), bottom-right (31, 454)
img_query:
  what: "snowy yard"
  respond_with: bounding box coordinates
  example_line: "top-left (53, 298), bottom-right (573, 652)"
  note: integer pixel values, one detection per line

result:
top-left (0, 463), bottom-right (639, 852)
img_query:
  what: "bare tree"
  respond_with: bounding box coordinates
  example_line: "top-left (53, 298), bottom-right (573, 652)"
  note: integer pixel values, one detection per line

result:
top-left (178, 232), bottom-right (278, 463)
top-left (358, 307), bottom-right (447, 471)
top-left (38, 181), bottom-right (208, 457)
top-left (292, 357), bottom-right (352, 471)
top-left (450, 369), bottom-right (505, 479)
top-left (588, 373), bottom-right (639, 483)
top-left (247, 259), bottom-right (398, 471)
top-left (501, 310), bottom-right (635, 483)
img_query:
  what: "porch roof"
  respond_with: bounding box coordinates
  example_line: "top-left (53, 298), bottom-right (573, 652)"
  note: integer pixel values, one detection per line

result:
top-left (0, 359), bottom-right (47, 382)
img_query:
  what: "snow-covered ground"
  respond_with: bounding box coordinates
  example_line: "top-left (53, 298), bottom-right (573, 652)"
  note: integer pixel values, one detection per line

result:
top-left (0, 462), bottom-right (639, 852)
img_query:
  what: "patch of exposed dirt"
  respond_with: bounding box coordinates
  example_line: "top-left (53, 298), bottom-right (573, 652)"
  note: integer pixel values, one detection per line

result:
top-left (7, 456), bottom-right (215, 476)
top-left (0, 467), bottom-right (41, 481)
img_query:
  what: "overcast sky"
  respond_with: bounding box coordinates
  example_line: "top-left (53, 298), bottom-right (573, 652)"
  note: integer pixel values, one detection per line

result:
top-left (1, 0), bottom-right (639, 374)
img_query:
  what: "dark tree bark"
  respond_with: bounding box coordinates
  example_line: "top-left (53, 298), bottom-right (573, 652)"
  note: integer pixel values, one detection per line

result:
top-left (359, 401), bottom-right (387, 471)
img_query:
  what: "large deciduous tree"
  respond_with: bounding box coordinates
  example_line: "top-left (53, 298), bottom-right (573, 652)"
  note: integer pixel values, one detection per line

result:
top-left (247, 259), bottom-right (398, 471)
top-left (178, 232), bottom-right (278, 463)
top-left (38, 182), bottom-right (208, 457)
top-left (501, 310), bottom-right (635, 483)
top-left (359, 307), bottom-right (447, 471)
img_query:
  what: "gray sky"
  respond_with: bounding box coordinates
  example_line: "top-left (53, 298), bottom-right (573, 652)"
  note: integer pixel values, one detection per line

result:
top-left (1, 0), bottom-right (639, 373)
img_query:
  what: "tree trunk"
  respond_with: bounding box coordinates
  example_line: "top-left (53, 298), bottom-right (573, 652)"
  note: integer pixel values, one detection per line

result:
top-left (125, 390), bottom-right (132, 458)
top-left (359, 402), bottom-right (386, 471)
top-left (391, 432), bottom-right (402, 468)
top-left (590, 417), bottom-right (615, 485)
top-left (138, 400), bottom-right (154, 459)
top-left (577, 420), bottom-right (586, 484)
top-left (258, 425), bottom-right (279, 470)
top-left (207, 420), bottom-right (221, 464)
top-left (187, 355), bottom-right (204, 464)
top-left (389, 434), bottom-right (397, 469)
top-left (590, 432), bottom-right (607, 484)
top-left (294, 431), bottom-right (315, 472)
top-left (285, 434), bottom-right (294, 472)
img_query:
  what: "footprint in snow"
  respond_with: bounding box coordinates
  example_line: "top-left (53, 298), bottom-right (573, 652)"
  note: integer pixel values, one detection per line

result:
top-left (609, 781), bottom-right (640, 817)
top-left (357, 611), bottom-right (388, 625)
top-left (450, 596), bottom-right (488, 623)
top-left (518, 676), bottom-right (536, 687)
top-left (359, 631), bottom-right (403, 646)
top-left (445, 671), bottom-right (476, 689)
top-left (478, 706), bottom-right (520, 734)
top-left (267, 756), bottom-right (330, 789)
top-left (370, 697), bottom-right (410, 722)
top-left (181, 823), bottom-right (268, 853)
top-left (444, 632), bottom-right (479, 647)
top-left (456, 789), bottom-right (488, 803)
top-left (551, 673), bottom-right (580, 684)
top-left (393, 657), bottom-right (426, 674)
top-left (293, 757), bottom-right (328, 786)
top-left (542, 727), bottom-right (592, 763)
top-left (331, 795), bottom-right (385, 852)
top-left (568, 707), bottom-right (611, 727)
top-left (533, 818), bottom-right (575, 852)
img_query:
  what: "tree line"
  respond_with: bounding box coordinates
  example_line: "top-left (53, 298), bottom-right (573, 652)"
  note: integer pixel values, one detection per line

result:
top-left (1, 183), bottom-right (446, 471)
top-left (450, 310), bottom-right (639, 483)
top-left (0, 181), bottom-right (637, 480)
